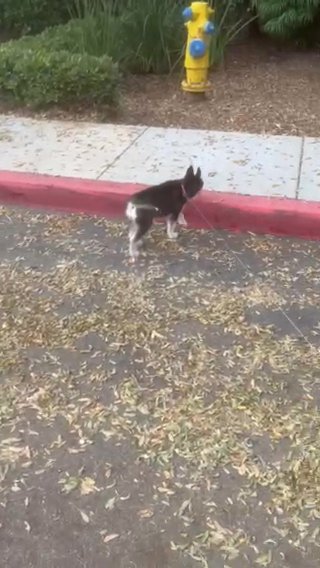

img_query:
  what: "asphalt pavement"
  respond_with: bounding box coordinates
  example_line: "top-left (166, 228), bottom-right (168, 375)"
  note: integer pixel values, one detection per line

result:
top-left (1, 205), bottom-right (320, 568)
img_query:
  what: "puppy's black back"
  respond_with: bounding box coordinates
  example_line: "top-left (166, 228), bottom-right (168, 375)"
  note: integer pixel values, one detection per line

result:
top-left (129, 166), bottom-right (204, 218)
top-left (131, 180), bottom-right (184, 217)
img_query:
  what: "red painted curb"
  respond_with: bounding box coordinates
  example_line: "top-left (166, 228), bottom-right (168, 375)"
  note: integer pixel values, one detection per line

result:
top-left (0, 170), bottom-right (320, 240)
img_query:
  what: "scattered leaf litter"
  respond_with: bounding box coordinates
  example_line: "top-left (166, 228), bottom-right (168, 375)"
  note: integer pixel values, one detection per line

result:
top-left (1, 206), bottom-right (320, 567)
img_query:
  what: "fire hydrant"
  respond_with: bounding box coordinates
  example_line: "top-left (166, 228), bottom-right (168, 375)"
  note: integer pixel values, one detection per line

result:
top-left (181, 1), bottom-right (215, 93)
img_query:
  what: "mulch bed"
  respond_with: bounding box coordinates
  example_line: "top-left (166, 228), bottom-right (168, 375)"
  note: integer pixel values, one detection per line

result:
top-left (2, 38), bottom-right (320, 137)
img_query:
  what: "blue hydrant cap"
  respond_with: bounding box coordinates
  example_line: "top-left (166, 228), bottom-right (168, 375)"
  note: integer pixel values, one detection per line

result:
top-left (204, 21), bottom-right (215, 35)
top-left (182, 7), bottom-right (193, 21)
top-left (189, 39), bottom-right (206, 59)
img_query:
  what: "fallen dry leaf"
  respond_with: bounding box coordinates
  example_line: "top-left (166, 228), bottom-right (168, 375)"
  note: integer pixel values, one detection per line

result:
top-left (138, 508), bottom-right (154, 519)
top-left (79, 510), bottom-right (90, 524)
top-left (103, 533), bottom-right (119, 544)
top-left (80, 477), bottom-right (97, 496)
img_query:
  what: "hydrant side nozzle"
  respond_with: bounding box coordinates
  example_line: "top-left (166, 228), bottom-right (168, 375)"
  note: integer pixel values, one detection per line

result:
top-left (182, 6), bottom-right (193, 22)
top-left (203, 20), bottom-right (215, 35)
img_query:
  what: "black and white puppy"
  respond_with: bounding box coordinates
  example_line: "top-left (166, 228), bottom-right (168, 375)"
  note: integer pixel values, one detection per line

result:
top-left (125, 165), bottom-right (203, 261)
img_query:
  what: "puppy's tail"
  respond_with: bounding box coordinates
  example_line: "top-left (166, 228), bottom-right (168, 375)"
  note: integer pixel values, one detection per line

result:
top-left (126, 202), bottom-right (159, 221)
top-left (136, 204), bottom-right (160, 212)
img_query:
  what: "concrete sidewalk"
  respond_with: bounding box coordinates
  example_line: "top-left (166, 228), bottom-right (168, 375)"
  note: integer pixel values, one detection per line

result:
top-left (0, 114), bottom-right (318, 201)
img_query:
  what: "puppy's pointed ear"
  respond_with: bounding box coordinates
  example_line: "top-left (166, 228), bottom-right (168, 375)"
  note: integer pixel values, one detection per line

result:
top-left (196, 167), bottom-right (202, 178)
top-left (185, 165), bottom-right (194, 179)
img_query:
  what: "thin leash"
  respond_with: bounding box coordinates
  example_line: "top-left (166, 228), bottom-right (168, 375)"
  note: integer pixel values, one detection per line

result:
top-left (182, 185), bottom-right (316, 351)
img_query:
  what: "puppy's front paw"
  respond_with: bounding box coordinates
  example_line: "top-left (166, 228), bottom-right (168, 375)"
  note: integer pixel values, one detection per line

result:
top-left (177, 213), bottom-right (187, 226)
top-left (168, 231), bottom-right (178, 240)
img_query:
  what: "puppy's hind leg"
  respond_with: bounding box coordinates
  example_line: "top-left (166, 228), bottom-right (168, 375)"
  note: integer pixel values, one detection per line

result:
top-left (129, 221), bottom-right (139, 261)
top-left (129, 215), bottom-right (153, 261)
top-left (127, 202), bottom-right (143, 260)
top-left (166, 214), bottom-right (179, 239)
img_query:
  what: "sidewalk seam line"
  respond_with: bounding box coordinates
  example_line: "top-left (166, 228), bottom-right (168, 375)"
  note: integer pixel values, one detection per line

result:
top-left (96, 126), bottom-right (149, 180)
top-left (296, 136), bottom-right (305, 199)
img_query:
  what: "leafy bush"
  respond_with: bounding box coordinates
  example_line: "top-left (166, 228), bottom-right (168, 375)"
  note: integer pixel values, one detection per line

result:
top-left (0, 0), bottom-right (70, 34)
top-left (252, 0), bottom-right (320, 44)
top-left (0, 43), bottom-right (119, 107)
top-left (209, 0), bottom-right (255, 66)
top-left (69, 0), bottom-right (125, 60)
top-left (119, 0), bottom-right (184, 73)
top-left (3, 11), bottom-right (125, 65)
top-left (16, 0), bottom-right (183, 74)
top-left (6, 19), bottom-right (110, 55)
top-left (72, 0), bottom-right (184, 73)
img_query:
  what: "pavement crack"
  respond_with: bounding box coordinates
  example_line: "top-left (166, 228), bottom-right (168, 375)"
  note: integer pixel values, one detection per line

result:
top-left (295, 136), bottom-right (305, 199)
top-left (96, 126), bottom-right (149, 180)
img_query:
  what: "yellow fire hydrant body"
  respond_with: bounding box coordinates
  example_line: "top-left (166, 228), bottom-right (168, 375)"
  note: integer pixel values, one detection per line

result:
top-left (182, 1), bottom-right (215, 93)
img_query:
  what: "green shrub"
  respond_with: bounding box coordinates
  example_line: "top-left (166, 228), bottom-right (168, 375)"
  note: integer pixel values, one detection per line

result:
top-left (0, 43), bottom-right (119, 107)
top-left (3, 15), bottom-right (125, 64)
top-left (0, 0), bottom-right (70, 34)
top-left (120, 0), bottom-right (184, 73)
top-left (68, 1), bottom-right (125, 60)
top-left (6, 19), bottom-right (100, 54)
top-left (251, 0), bottom-right (320, 44)
top-left (71, 0), bottom-right (183, 73)
top-left (209, 0), bottom-right (255, 66)
top-left (17, 0), bottom-right (183, 74)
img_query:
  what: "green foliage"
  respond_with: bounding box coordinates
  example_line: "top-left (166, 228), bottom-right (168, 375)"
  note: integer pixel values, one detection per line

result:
top-left (0, 0), bottom-right (184, 112)
top-left (70, 0), bottom-right (125, 60)
top-left (209, 0), bottom-right (255, 66)
top-left (0, 0), bottom-right (70, 34)
top-left (11, 0), bottom-right (183, 74)
top-left (11, 16), bottom-right (123, 59)
top-left (71, 0), bottom-right (184, 73)
top-left (0, 42), bottom-right (119, 107)
top-left (119, 0), bottom-right (184, 73)
top-left (3, 22), bottom-right (85, 53)
top-left (252, 0), bottom-right (320, 42)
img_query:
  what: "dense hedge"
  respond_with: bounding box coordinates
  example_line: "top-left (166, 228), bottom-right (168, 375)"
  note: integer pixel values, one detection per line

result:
top-left (0, 42), bottom-right (119, 107)
top-left (0, 0), bottom-right (71, 34)
top-left (252, 0), bottom-right (320, 44)
top-left (4, 20), bottom-right (88, 54)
